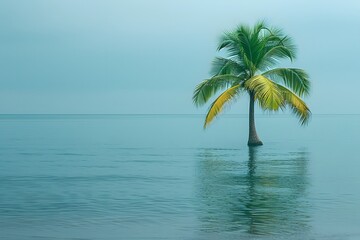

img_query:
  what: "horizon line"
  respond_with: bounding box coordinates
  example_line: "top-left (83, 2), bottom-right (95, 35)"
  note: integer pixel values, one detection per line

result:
top-left (1, 113), bottom-right (360, 116)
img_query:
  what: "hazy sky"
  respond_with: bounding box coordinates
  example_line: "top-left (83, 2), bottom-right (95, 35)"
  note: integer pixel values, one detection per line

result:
top-left (1, 0), bottom-right (360, 114)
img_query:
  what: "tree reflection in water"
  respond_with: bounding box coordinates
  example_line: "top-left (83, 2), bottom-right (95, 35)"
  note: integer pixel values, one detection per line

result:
top-left (195, 146), bottom-right (310, 238)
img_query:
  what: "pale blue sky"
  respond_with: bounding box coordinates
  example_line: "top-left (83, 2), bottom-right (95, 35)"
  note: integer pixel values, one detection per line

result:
top-left (1, 0), bottom-right (360, 114)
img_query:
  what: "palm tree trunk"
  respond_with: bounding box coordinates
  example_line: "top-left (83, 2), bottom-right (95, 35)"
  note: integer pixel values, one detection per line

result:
top-left (248, 92), bottom-right (263, 146)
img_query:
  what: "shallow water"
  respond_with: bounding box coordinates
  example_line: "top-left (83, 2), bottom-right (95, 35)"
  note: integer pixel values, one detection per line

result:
top-left (1, 114), bottom-right (360, 239)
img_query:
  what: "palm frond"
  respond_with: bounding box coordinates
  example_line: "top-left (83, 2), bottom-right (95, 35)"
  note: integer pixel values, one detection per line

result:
top-left (257, 31), bottom-right (296, 70)
top-left (218, 27), bottom-right (256, 73)
top-left (245, 75), bottom-right (283, 110)
top-left (217, 31), bottom-right (238, 51)
top-left (236, 25), bottom-right (260, 73)
top-left (193, 75), bottom-right (243, 107)
top-left (263, 68), bottom-right (310, 96)
top-left (210, 57), bottom-right (246, 76)
top-left (277, 84), bottom-right (311, 125)
top-left (253, 20), bottom-right (267, 35)
top-left (217, 31), bottom-right (245, 61)
top-left (261, 42), bottom-right (296, 65)
top-left (204, 85), bottom-right (242, 128)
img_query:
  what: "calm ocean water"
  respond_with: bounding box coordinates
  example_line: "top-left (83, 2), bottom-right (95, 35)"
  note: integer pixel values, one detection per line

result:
top-left (1, 114), bottom-right (360, 240)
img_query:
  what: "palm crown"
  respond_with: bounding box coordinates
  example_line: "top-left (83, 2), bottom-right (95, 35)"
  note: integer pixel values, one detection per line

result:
top-left (192, 21), bottom-right (311, 146)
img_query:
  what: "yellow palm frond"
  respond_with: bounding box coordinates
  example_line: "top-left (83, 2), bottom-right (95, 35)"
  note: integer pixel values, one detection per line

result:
top-left (245, 75), bottom-right (283, 110)
top-left (204, 85), bottom-right (241, 128)
top-left (277, 84), bottom-right (311, 125)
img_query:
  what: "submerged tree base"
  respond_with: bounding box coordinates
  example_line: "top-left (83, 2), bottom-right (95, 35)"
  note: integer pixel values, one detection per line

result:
top-left (247, 140), bottom-right (263, 147)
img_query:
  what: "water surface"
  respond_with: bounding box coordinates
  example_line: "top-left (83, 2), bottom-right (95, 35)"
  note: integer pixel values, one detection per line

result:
top-left (1, 114), bottom-right (360, 239)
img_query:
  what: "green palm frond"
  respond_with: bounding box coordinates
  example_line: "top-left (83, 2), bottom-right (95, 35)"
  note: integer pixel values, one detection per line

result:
top-left (263, 37), bottom-right (296, 60)
top-left (277, 84), bottom-right (311, 125)
top-left (217, 31), bottom-right (244, 61)
top-left (236, 24), bottom-right (261, 73)
top-left (263, 68), bottom-right (310, 96)
top-left (204, 85), bottom-right (242, 128)
top-left (193, 75), bottom-right (243, 107)
top-left (253, 20), bottom-right (267, 35)
top-left (237, 25), bottom-right (255, 63)
top-left (218, 25), bottom-right (256, 73)
top-left (210, 57), bottom-right (247, 76)
top-left (245, 75), bottom-right (283, 110)
top-left (218, 21), bottom-right (296, 74)
top-left (217, 31), bottom-right (238, 51)
top-left (257, 29), bottom-right (296, 70)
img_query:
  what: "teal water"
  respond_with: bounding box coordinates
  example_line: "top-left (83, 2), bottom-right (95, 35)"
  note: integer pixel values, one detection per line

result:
top-left (1, 114), bottom-right (360, 240)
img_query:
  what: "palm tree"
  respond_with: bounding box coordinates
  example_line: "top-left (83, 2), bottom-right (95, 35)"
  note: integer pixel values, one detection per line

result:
top-left (193, 21), bottom-right (311, 146)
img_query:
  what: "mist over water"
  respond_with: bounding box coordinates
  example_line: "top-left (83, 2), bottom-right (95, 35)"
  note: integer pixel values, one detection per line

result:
top-left (1, 114), bottom-right (360, 240)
